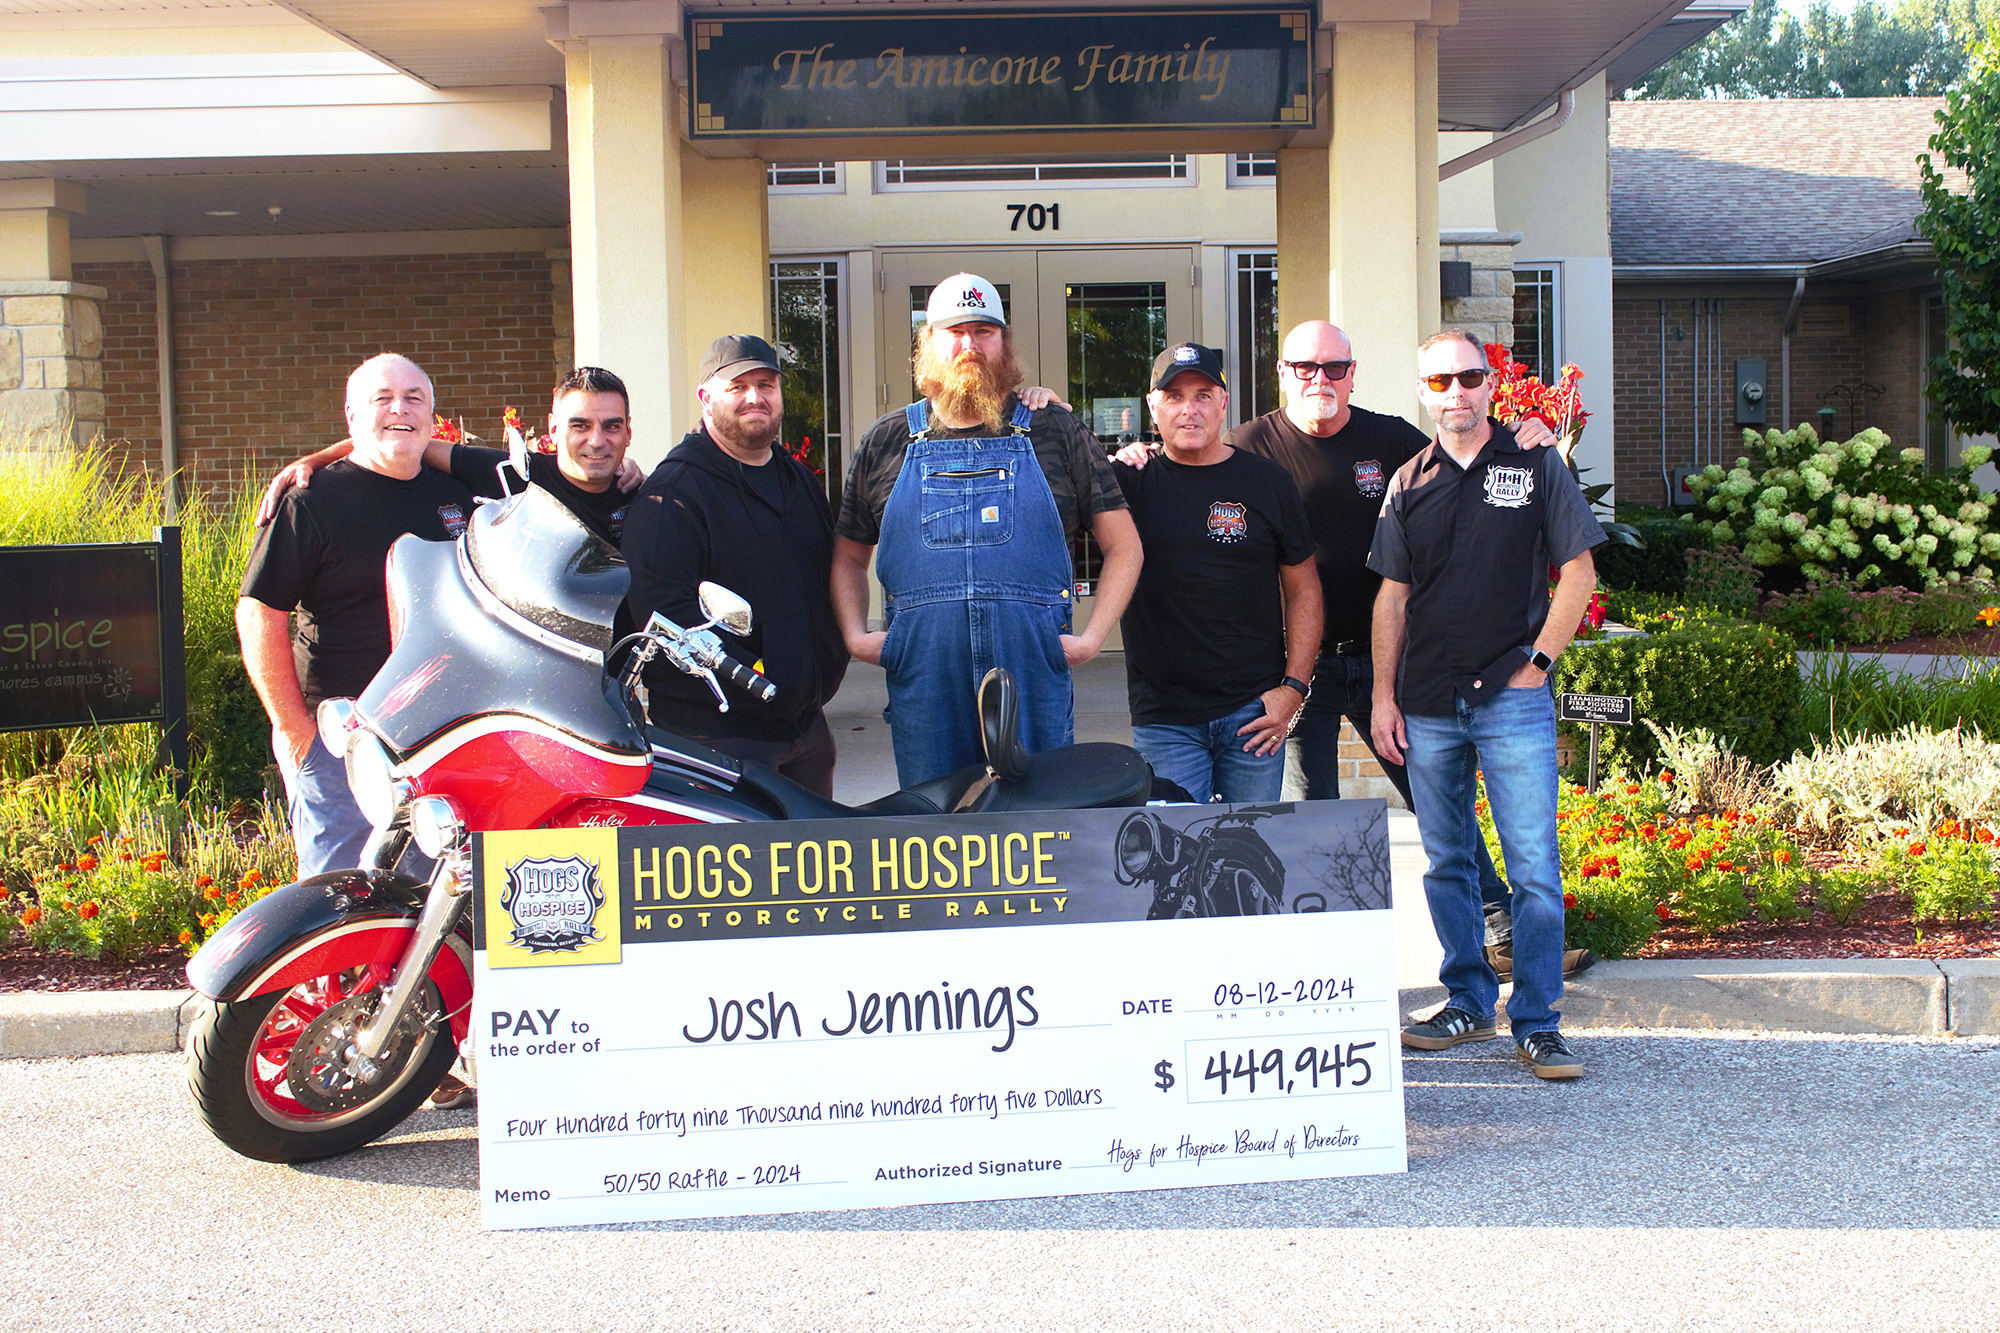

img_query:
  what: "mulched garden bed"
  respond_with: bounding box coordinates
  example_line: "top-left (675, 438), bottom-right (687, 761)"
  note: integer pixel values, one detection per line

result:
top-left (1, 944), bottom-right (193, 994)
top-left (1846, 626), bottom-right (2000, 657)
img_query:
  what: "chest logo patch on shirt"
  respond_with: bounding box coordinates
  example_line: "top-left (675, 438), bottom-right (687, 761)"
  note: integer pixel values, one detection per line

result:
top-left (1483, 465), bottom-right (1535, 509)
top-left (1354, 458), bottom-right (1385, 499)
top-left (438, 504), bottom-right (468, 536)
top-left (1207, 500), bottom-right (1248, 544)
top-left (981, 504), bottom-right (1000, 523)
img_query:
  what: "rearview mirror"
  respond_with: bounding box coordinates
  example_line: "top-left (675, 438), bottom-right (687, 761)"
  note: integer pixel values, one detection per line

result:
top-left (697, 581), bottom-right (753, 636)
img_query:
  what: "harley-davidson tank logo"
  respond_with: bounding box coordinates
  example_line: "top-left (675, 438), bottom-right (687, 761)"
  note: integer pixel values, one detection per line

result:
top-left (1353, 458), bottom-right (1385, 499)
top-left (500, 855), bottom-right (606, 953)
top-left (1483, 464), bottom-right (1535, 509)
top-left (1207, 500), bottom-right (1248, 544)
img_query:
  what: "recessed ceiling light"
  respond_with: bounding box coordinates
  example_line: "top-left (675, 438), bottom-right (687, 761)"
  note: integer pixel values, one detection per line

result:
top-left (204, 210), bottom-right (240, 217)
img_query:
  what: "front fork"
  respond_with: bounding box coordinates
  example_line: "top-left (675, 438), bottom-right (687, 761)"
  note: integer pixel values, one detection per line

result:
top-left (353, 821), bottom-right (472, 1063)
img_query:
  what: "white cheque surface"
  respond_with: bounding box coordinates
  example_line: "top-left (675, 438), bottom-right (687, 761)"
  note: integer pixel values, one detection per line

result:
top-left (475, 911), bottom-right (1406, 1227)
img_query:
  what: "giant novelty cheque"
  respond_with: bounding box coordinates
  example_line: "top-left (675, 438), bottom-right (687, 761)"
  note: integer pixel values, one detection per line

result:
top-left (472, 798), bottom-right (1406, 1228)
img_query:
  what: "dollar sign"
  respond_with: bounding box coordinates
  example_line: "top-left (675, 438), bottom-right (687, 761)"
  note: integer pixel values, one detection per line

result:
top-left (1154, 1058), bottom-right (1175, 1092)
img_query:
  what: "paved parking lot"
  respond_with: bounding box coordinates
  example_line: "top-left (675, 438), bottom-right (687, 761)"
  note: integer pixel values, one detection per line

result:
top-left (5, 1029), bottom-right (1995, 1331)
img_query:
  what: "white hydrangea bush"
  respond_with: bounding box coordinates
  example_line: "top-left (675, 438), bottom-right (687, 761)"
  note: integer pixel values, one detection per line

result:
top-left (1686, 424), bottom-right (1998, 587)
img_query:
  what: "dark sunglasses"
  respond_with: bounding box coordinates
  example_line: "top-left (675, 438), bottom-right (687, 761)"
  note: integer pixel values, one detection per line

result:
top-left (1281, 359), bottom-right (1354, 381)
top-left (1421, 369), bottom-right (1490, 392)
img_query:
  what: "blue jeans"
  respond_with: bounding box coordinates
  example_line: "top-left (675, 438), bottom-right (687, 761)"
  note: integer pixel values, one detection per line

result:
top-left (1132, 699), bottom-right (1284, 804)
top-left (1290, 652), bottom-right (1512, 917)
top-left (1402, 685), bottom-right (1565, 1039)
top-left (277, 734), bottom-right (374, 879)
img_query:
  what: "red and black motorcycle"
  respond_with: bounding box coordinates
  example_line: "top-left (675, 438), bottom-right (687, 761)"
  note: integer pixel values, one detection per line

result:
top-left (186, 475), bottom-right (1160, 1163)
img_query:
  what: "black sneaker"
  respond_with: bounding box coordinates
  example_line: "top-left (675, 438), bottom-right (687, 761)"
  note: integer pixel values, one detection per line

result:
top-left (1487, 946), bottom-right (1599, 983)
top-left (1516, 1029), bottom-right (1584, 1079)
top-left (1401, 1006), bottom-right (1499, 1050)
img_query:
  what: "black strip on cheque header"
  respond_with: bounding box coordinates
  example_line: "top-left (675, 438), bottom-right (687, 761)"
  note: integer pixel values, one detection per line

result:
top-left (612, 800), bottom-right (1389, 943)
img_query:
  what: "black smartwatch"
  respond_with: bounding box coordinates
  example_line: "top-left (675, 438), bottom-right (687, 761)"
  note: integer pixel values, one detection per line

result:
top-left (1526, 648), bottom-right (1555, 673)
top-left (1281, 675), bottom-right (1311, 699)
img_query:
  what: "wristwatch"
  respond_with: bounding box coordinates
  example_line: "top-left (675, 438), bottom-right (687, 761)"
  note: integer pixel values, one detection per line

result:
top-left (1525, 648), bottom-right (1555, 673)
top-left (1281, 675), bottom-right (1311, 699)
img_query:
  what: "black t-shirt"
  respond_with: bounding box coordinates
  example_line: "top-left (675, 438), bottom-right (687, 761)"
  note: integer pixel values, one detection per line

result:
top-left (1112, 448), bottom-right (1315, 725)
top-left (240, 460), bottom-right (476, 707)
top-left (837, 396), bottom-right (1126, 545)
top-left (449, 443), bottom-right (629, 546)
top-left (1226, 405), bottom-right (1429, 652)
top-left (1368, 424), bottom-right (1607, 716)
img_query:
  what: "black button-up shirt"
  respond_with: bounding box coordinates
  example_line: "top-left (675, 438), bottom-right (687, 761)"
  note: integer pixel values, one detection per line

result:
top-left (1366, 422), bottom-right (1605, 717)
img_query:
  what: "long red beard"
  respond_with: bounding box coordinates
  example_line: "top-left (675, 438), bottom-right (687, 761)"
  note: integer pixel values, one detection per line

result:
top-left (914, 335), bottom-right (1022, 429)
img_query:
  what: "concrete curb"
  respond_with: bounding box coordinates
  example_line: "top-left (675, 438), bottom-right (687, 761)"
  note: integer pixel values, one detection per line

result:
top-left (4, 961), bottom-right (1998, 1059)
top-left (1397, 958), bottom-right (1999, 1038)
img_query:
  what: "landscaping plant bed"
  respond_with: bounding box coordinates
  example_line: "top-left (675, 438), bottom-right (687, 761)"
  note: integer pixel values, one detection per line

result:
top-left (0, 944), bottom-right (192, 994)
top-left (1635, 892), bottom-right (2000, 961)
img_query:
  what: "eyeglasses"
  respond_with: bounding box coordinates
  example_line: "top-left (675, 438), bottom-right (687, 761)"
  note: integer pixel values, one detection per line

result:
top-left (1420, 370), bottom-right (1490, 392)
top-left (1281, 359), bottom-right (1354, 382)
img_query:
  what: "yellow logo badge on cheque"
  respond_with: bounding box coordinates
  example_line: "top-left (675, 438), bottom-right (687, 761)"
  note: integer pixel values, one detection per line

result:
top-left (482, 829), bottom-right (621, 968)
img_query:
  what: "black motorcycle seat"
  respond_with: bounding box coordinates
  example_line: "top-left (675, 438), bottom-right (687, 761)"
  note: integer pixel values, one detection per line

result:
top-left (719, 742), bottom-right (1153, 821)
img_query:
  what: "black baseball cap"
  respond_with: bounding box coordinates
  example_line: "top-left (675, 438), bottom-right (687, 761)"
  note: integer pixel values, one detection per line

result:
top-left (699, 334), bottom-right (781, 385)
top-left (1151, 343), bottom-right (1226, 391)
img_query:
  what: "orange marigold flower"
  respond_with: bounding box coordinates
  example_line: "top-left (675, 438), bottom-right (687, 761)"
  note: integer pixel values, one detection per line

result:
top-left (86, 834), bottom-right (103, 846)
top-left (1660, 771), bottom-right (1675, 784)
top-left (1685, 855), bottom-right (1703, 871)
top-left (224, 891), bottom-right (241, 908)
top-left (55, 862), bottom-right (72, 873)
top-left (78, 900), bottom-right (100, 919)
top-left (195, 874), bottom-right (214, 888)
top-left (1978, 828), bottom-right (1995, 846)
top-left (59, 899), bottom-right (74, 912)
top-left (1584, 911), bottom-right (1598, 921)
top-left (1655, 902), bottom-right (1672, 920)
top-left (1640, 824), bottom-right (1658, 839)
top-left (1625, 783), bottom-right (1641, 795)
top-left (20, 906), bottom-right (41, 925)
top-left (1716, 860), bottom-right (1734, 872)
top-left (1909, 842), bottom-right (1927, 856)
top-left (177, 927), bottom-right (194, 945)
top-left (199, 912), bottom-right (217, 929)
top-left (118, 852), bottom-right (133, 862)
top-left (202, 885), bottom-right (221, 901)
top-left (76, 854), bottom-right (97, 871)
top-left (1774, 849), bottom-right (1792, 863)
top-left (242, 868), bottom-right (263, 885)
top-left (1563, 891), bottom-right (1578, 908)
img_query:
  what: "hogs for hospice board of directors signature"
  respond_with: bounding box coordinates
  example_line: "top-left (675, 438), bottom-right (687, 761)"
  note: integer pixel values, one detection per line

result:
top-left (471, 801), bottom-right (1407, 1228)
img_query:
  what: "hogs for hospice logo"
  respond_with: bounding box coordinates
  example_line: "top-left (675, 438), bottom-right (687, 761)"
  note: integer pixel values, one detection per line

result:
top-left (1353, 458), bottom-right (1385, 499)
top-left (438, 504), bottom-right (469, 537)
top-left (501, 855), bottom-right (606, 953)
top-left (1483, 465), bottom-right (1535, 509)
top-left (1207, 500), bottom-right (1248, 544)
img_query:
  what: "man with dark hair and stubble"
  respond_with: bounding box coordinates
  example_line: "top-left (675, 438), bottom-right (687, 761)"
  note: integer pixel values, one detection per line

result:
top-left (622, 335), bottom-right (849, 795)
top-left (831, 274), bottom-right (1142, 788)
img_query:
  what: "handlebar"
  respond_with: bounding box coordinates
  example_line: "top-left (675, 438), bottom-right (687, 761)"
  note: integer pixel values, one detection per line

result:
top-left (711, 652), bottom-right (777, 704)
top-left (611, 611), bottom-right (775, 713)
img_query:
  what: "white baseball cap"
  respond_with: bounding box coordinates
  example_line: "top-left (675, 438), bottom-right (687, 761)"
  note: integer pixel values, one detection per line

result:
top-left (925, 274), bottom-right (1006, 329)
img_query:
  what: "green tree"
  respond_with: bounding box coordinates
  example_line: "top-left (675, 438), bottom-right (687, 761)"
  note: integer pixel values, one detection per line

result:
top-left (1919, 37), bottom-right (2000, 433)
top-left (1625, 0), bottom-right (1996, 99)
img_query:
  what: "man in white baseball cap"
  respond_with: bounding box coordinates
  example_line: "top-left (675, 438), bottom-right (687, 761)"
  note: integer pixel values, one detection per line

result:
top-left (830, 273), bottom-right (1143, 786)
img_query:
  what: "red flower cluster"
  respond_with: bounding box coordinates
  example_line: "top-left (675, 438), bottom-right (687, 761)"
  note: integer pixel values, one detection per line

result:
top-left (501, 406), bottom-right (556, 454)
top-left (1483, 343), bottom-right (1590, 438)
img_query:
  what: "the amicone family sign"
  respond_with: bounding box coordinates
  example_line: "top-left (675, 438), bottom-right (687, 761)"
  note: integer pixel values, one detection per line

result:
top-left (687, 7), bottom-right (1316, 137)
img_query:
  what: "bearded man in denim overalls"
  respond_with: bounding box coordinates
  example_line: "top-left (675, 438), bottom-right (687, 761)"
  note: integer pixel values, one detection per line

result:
top-left (831, 274), bottom-right (1144, 788)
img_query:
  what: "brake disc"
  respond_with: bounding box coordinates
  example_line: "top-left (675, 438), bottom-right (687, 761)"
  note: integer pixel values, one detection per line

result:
top-left (284, 992), bottom-right (430, 1114)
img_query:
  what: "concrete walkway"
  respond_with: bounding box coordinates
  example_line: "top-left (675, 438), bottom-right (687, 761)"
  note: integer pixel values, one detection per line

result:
top-left (4, 653), bottom-right (1996, 1059)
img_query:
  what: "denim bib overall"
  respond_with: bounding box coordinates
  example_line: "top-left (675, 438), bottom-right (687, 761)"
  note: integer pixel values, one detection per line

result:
top-left (876, 400), bottom-right (1076, 786)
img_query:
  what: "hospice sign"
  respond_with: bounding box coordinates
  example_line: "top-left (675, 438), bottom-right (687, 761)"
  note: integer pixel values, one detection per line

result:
top-left (471, 800), bottom-right (1407, 1228)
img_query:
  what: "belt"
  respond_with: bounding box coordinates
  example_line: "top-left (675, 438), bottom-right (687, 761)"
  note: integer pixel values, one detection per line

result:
top-left (1330, 640), bottom-right (1369, 657)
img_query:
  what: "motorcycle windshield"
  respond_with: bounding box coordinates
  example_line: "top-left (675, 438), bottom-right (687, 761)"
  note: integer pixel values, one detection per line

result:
top-left (464, 486), bottom-right (628, 653)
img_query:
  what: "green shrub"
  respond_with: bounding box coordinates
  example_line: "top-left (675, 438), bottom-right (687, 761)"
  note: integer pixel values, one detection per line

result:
top-left (1556, 622), bottom-right (1804, 771)
top-left (1686, 424), bottom-right (1998, 588)
top-left (1898, 838), bottom-right (1998, 923)
top-left (1595, 507), bottom-right (1713, 594)
top-left (1601, 590), bottom-right (1751, 634)
top-left (0, 442), bottom-right (266, 800)
top-left (1682, 544), bottom-right (1762, 613)
top-left (1815, 868), bottom-right (1876, 924)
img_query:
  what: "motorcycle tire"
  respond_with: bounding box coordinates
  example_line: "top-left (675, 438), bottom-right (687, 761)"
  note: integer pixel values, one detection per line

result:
top-left (187, 972), bottom-right (456, 1164)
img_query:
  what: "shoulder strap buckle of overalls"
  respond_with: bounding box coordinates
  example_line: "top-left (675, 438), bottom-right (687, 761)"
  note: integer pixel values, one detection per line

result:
top-left (906, 399), bottom-right (1036, 439)
top-left (1008, 400), bottom-right (1034, 435)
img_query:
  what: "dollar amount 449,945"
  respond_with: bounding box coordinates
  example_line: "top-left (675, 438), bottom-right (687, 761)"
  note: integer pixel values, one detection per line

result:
top-left (1181, 1035), bottom-right (1386, 1102)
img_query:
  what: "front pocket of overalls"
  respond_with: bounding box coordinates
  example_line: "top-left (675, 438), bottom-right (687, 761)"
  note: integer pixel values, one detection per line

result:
top-left (921, 466), bottom-right (1014, 549)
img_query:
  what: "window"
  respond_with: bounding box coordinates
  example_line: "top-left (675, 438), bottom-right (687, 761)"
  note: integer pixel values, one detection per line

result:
top-left (767, 160), bottom-right (842, 192)
top-left (876, 155), bottom-right (1191, 190)
top-left (1231, 251), bottom-right (1280, 426)
top-left (1228, 152), bottom-right (1277, 184)
top-left (1512, 265), bottom-right (1561, 379)
top-left (770, 259), bottom-right (844, 505)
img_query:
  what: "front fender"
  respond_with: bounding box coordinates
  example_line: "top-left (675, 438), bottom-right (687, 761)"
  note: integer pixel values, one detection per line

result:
top-left (186, 869), bottom-right (474, 1040)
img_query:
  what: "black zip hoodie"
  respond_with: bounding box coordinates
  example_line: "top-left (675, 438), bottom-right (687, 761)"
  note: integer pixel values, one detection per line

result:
top-left (621, 424), bottom-right (848, 741)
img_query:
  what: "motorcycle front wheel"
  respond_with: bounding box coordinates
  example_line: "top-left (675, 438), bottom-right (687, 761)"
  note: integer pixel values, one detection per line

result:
top-left (187, 965), bottom-right (456, 1164)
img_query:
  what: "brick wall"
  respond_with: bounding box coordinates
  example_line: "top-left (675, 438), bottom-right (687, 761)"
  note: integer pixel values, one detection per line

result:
top-left (1612, 284), bottom-right (1932, 508)
top-left (76, 251), bottom-right (559, 502)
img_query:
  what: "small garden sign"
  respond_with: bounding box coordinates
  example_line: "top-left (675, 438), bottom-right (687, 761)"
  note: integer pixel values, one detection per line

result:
top-left (1559, 691), bottom-right (1635, 792)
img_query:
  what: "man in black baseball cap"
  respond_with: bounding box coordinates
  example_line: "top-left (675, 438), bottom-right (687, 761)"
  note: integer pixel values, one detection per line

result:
top-left (1112, 342), bottom-right (1321, 803)
top-left (622, 333), bottom-right (848, 794)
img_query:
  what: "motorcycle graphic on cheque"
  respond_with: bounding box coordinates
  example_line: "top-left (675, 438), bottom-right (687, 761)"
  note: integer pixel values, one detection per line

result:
top-left (185, 472), bottom-right (1164, 1164)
